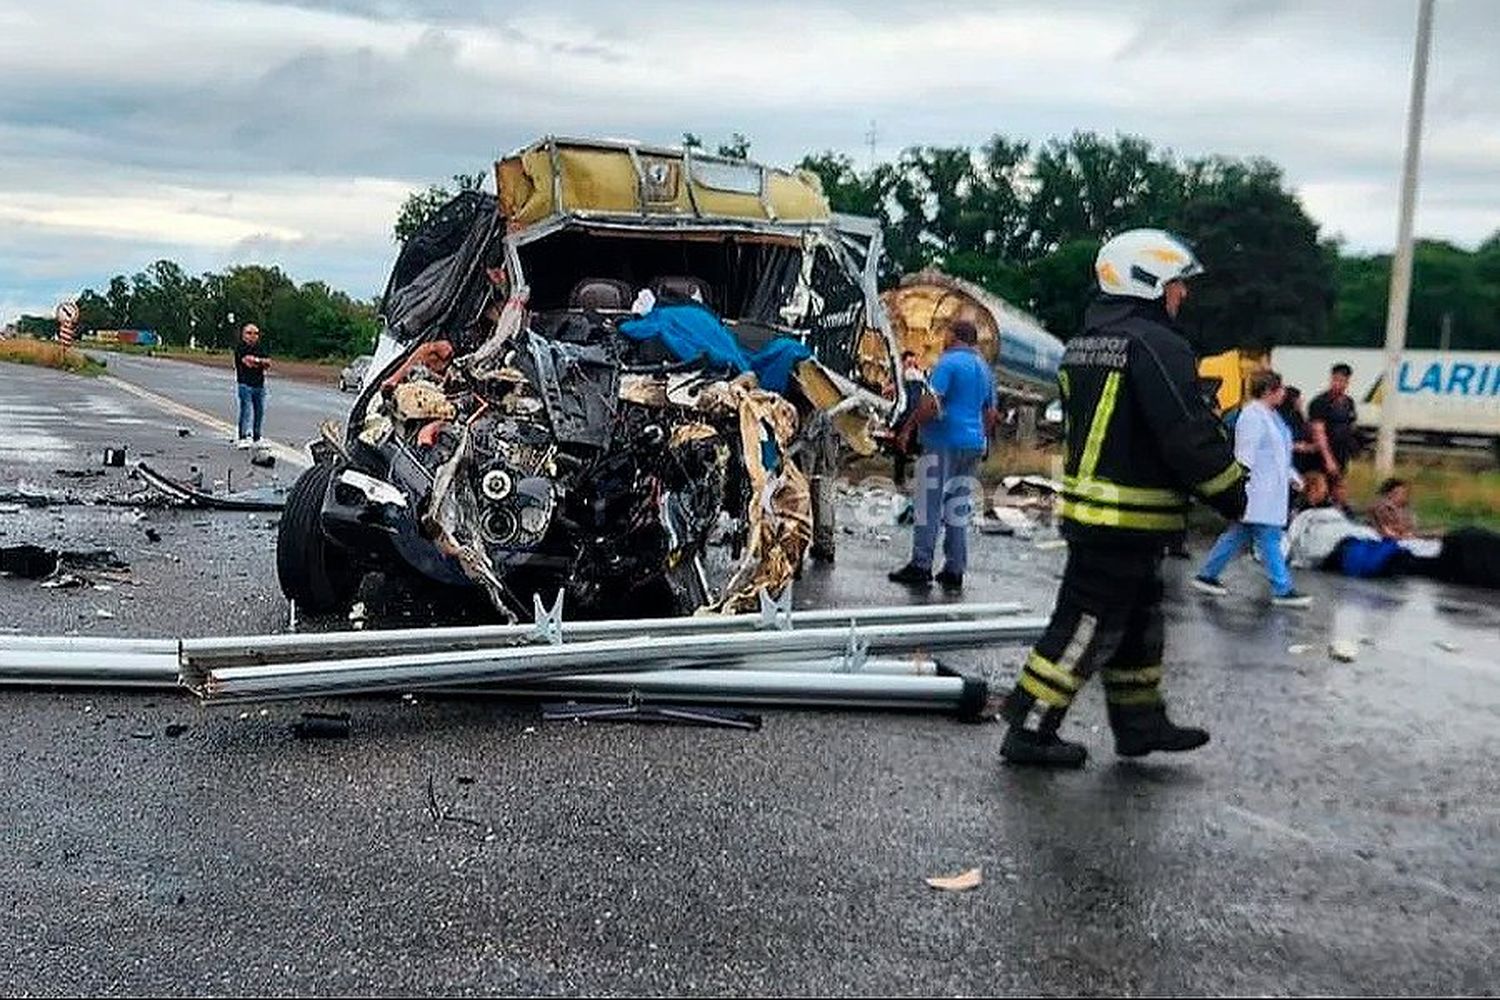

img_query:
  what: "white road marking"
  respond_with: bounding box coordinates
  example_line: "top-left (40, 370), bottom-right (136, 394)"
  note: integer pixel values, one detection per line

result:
top-left (101, 376), bottom-right (309, 469)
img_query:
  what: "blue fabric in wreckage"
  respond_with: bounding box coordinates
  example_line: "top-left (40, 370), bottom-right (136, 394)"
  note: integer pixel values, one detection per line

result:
top-left (617, 303), bottom-right (812, 395)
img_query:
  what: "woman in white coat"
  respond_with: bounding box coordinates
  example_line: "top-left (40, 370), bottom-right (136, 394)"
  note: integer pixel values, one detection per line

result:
top-left (1192, 370), bottom-right (1312, 607)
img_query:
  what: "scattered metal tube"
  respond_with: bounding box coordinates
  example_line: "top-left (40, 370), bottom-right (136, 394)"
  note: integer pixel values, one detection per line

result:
top-left (188, 617), bottom-right (1046, 703)
top-left (0, 649), bottom-right (179, 689)
top-left (180, 601), bottom-right (1028, 670)
top-left (482, 669), bottom-right (990, 717)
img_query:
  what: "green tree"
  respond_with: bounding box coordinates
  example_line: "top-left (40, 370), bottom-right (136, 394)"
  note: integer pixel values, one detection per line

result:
top-left (716, 133), bottom-right (751, 159)
top-left (1024, 238), bottom-right (1100, 339)
top-left (392, 172), bottom-right (487, 243)
top-left (1165, 158), bottom-right (1334, 353)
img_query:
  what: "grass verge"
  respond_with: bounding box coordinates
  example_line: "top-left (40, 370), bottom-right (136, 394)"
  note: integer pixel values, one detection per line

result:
top-left (0, 337), bottom-right (106, 376)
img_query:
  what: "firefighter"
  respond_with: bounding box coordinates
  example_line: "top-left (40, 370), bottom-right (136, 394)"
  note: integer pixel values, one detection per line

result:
top-left (999, 228), bottom-right (1248, 768)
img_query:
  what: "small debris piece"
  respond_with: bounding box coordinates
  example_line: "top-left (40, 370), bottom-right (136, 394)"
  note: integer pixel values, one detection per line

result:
top-left (95, 608), bottom-right (115, 619)
top-left (144, 528), bottom-right (162, 543)
top-left (1435, 640), bottom-right (1461, 653)
top-left (164, 723), bottom-right (189, 738)
top-left (1, 544), bottom-right (60, 578)
top-left (0, 503), bottom-right (24, 514)
top-left (176, 427), bottom-right (192, 437)
top-left (1329, 639), bottom-right (1359, 662)
top-left (250, 452), bottom-right (276, 469)
top-left (925, 867), bottom-right (983, 892)
top-left (291, 712), bottom-right (350, 739)
top-left (1287, 644), bottom-right (1314, 655)
top-left (55, 468), bottom-right (106, 480)
top-left (103, 447), bottom-right (127, 467)
top-left (130, 729), bottom-right (153, 740)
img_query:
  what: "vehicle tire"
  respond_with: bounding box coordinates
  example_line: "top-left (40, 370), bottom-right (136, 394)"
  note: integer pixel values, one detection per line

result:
top-left (277, 463), bottom-right (361, 613)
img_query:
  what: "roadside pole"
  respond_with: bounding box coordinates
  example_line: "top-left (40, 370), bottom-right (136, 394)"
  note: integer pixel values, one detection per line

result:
top-left (1376, 0), bottom-right (1436, 476)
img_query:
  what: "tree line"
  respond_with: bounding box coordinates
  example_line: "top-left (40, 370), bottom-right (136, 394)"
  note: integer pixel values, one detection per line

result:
top-left (21, 130), bottom-right (1497, 361)
top-left (403, 130), bottom-right (1499, 355)
top-left (19, 261), bottom-right (380, 361)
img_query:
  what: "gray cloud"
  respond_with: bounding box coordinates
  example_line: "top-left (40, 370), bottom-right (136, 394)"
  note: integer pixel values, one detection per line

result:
top-left (0, 0), bottom-right (1497, 322)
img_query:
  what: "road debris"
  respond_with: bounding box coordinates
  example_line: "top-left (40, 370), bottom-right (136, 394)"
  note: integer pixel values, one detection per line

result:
top-left (1329, 639), bottom-right (1360, 662)
top-left (55, 468), bottom-right (106, 480)
top-left (290, 711), bottom-right (350, 739)
top-left (134, 461), bottom-right (285, 511)
top-left (164, 723), bottom-right (189, 737)
top-left (925, 867), bottom-right (983, 892)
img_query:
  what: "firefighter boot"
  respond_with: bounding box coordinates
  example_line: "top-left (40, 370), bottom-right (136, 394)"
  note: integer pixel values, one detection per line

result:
top-left (1000, 706), bottom-right (1087, 768)
top-left (1109, 705), bottom-right (1210, 758)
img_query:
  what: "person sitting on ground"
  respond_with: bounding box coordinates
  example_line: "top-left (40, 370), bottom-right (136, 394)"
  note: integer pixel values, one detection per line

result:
top-left (1370, 478), bottom-right (1420, 540)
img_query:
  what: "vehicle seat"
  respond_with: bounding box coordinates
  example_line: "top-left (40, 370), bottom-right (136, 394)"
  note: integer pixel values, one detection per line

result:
top-left (568, 278), bottom-right (634, 311)
top-left (651, 275), bottom-right (714, 310)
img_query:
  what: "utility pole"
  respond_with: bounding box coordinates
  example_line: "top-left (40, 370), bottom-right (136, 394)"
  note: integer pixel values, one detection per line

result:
top-left (1439, 310), bottom-right (1452, 352)
top-left (1375, 0), bottom-right (1436, 476)
top-left (865, 120), bottom-right (879, 168)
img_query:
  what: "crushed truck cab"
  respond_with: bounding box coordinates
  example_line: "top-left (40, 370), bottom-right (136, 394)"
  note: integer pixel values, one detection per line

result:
top-left (277, 136), bottom-right (903, 621)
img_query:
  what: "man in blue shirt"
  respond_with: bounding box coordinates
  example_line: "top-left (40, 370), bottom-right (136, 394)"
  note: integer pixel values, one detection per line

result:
top-left (888, 320), bottom-right (997, 591)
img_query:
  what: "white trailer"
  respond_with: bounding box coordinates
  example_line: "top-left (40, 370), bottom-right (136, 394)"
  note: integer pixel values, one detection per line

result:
top-left (1273, 346), bottom-right (1500, 454)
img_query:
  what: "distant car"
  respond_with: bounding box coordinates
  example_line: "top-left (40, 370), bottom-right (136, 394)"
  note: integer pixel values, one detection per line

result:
top-left (338, 355), bottom-right (372, 392)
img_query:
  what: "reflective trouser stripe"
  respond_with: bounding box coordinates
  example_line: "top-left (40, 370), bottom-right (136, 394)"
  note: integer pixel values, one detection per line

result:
top-left (1197, 463), bottom-right (1244, 498)
top-left (1076, 371), bottom-right (1121, 481)
top-left (1027, 651), bottom-right (1082, 691)
top-left (1019, 671), bottom-right (1074, 708)
top-left (1102, 665), bottom-right (1162, 685)
top-left (1103, 665), bottom-right (1164, 706)
top-left (1062, 477), bottom-right (1187, 510)
top-left (1058, 500), bottom-right (1187, 532)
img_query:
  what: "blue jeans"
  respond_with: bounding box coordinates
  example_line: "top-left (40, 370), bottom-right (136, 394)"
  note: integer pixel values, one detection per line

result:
top-left (910, 447), bottom-right (982, 577)
top-left (1199, 522), bottom-right (1294, 597)
top-left (237, 383), bottom-right (265, 441)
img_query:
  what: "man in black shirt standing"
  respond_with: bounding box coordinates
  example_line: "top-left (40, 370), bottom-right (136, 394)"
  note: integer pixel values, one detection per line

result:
top-left (233, 323), bottom-right (271, 449)
top-left (1308, 363), bottom-right (1358, 483)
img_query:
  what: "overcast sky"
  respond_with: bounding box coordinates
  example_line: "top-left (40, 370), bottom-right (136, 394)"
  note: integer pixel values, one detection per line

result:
top-left (2, 0), bottom-right (1497, 323)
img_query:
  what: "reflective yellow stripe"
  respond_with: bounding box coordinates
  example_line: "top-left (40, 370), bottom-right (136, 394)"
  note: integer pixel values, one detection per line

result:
top-left (1062, 477), bottom-right (1186, 510)
top-left (1057, 370), bottom-right (1070, 400)
top-left (1026, 651), bottom-right (1083, 692)
top-left (1103, 665), bottom-right (1163, 686)
top-left (1106, 687), bottom-right (1164, 707)
top-left (1076, 371), bottom-right (1121, 481)
top-left (1019, 671), bottom-right (1073, 708)
top-left (1058, 499), bottom-right (1186, 532)
top-left (1197, 463), bottom-right (1244, 498)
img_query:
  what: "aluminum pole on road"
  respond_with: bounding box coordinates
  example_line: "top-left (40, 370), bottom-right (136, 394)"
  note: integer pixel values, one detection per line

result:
top-left (1376, 0), bottom-right (1436, 476)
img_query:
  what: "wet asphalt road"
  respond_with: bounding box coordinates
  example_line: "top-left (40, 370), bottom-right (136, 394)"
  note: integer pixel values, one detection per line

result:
top-left (3, 360), bottom-right (1500, 996)
top-left (89, 350), bottom-right (354, 450)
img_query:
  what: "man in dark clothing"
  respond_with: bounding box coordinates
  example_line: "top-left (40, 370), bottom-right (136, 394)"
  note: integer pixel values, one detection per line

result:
top-left (1308, 363), bottom-right (1358, 480)
top-left (233, 323), bottom-right (271, 449)
top-left (1278, 386), bottom-right (1323, 476)
top-left (890, 350), bottom-right (927, 487)
top-left (999, 228), bottom-right (1248, 768)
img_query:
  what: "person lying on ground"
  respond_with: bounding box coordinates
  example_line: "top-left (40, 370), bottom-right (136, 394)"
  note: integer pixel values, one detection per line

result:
top-left (1285, 500), bottom-right (1500, 590)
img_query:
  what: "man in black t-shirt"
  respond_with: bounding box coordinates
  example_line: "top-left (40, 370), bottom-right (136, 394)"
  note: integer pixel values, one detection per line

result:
top-left (233, 323), bottom-right (271, 449)
top-left (1308, 362), bottom-right (1358, 480)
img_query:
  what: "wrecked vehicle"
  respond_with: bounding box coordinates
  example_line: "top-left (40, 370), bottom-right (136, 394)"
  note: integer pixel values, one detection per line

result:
top-left (277, 137), bottom-right (902, 621)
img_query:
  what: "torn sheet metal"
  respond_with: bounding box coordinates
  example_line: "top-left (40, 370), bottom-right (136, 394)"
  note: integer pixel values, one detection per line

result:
top-left (135, 462), bottom-right (285, 512)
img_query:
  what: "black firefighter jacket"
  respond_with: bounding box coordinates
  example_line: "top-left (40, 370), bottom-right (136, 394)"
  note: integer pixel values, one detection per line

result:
top-left (1056, 295), bottom-right (1249, 548)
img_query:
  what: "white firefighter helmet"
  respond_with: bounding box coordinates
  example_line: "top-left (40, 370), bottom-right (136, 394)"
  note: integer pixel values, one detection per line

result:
top-left (1094, 228), bottom-right (1204, 300)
